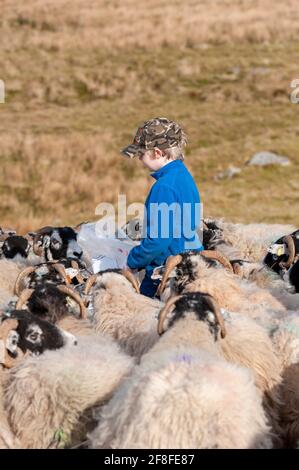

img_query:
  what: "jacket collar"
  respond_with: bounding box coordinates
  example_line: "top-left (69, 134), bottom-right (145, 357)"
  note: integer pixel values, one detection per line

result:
top-left (151, 160), bottom-right (183, 181)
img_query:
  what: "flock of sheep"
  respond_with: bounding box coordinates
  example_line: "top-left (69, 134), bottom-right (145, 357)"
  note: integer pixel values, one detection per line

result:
top-left (0, 218), bottom-right (299, 449)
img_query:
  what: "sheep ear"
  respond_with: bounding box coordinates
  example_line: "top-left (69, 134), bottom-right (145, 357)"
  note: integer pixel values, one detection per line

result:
top-left (151, 265), bottom-right (165, 280)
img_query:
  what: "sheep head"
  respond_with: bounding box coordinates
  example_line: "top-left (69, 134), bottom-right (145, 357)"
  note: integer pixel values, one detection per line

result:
top-left (155, 250), bottom-right (233, 299)
top-left (157, 292), bottom-right (226, 340)
top-left (7, 310), bottom-right (77, 355)
top-left (33, 226), bottom-right (83, 261)
top-left (84, 269), bottom-right (140, 297)
top-left (0, 235), bottom-right (30, 260)
top-left (14, 262), bottom-right (72, 296)
top-left (264, 229), bottom-right (299, 274)
top-left (16, 284), bottom-right (87, 322)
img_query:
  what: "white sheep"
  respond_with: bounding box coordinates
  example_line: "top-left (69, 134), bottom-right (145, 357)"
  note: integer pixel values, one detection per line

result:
top-left (3, 334), bottom-right (134, 449)
top-left (89, 293), bottom-right (273, 449)
top-left (203, 218), bottom-right (296, 262)
top-left (269, 312), bottom-right (299, 447)
top-left (87, 270), bottom-right (163, 359)
top-left (0, 374), bottom-right (20, 449)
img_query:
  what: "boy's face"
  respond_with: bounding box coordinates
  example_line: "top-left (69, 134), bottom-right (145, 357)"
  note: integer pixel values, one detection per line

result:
top-left (138, 148), bottom-right (169, 172)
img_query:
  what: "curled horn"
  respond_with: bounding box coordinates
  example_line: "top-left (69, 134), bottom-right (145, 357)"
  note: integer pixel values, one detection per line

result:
top-left (279, 235), bottom-right (296, 269)
top-left (156, 255), bottom-right (183, 297)
top-left (202, 294), bottom-right (226, 339)
top-left (53, 263), bottom-right (71, 285)
top-left (57, 285), bottom-right (87, 320)
top-left (71, 260), bottom-right (84, 284)
top-left (83, 274), bottom-right (98, 295)
top-left (122, 268), bottom-right (140, 294)
top-left (157, 295), bottom-right (182, 336)
top-left (16, 288), bottom-right (34, 310)
top-left (201, 250), bottom-right (233, 273)
top-left (14, 266), bottom-right (36, 296)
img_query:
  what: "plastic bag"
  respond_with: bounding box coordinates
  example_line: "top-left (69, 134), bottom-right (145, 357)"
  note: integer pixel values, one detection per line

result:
top-left (77, 220), bottom-right (139, 274)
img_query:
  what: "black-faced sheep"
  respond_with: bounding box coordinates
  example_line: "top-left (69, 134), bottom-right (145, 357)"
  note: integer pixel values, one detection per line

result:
top-left (264, 230), bottom-right (299, 293)
top-left (0, 313), bottom-right (77, 448)
top-left (156, 252), bottom-right (285, 318)
top-left (89, 293), bottom-right (273, 449)
top-left (0, 236), bottom-right (30, 260)
top-left (32, 226), bottom-right (83, 262)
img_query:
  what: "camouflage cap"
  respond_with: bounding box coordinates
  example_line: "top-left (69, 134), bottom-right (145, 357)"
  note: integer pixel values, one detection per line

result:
top-left (121, 117), bottom-right (187, 158)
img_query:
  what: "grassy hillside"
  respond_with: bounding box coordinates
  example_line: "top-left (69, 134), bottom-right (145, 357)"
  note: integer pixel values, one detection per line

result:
top-left (0, 0), bottom-right (298, 232)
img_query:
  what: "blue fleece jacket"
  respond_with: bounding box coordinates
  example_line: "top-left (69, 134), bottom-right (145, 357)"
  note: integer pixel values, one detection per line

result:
top-left (127, 160), bottom-right (203, 277)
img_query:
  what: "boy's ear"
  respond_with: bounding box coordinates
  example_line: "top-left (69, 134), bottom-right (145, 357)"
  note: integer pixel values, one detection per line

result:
top-left (153, 147), bottom-right (163, 159)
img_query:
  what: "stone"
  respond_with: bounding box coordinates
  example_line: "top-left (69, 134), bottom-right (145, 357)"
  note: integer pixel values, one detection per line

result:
top-left (246, 151), bottom-right (291, 167)
top-left (214, 166), bottom-right (241, 180)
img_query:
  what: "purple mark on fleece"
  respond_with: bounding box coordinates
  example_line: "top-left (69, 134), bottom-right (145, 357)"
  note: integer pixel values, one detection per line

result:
top-left (174, 353), bottom-right (193, 364)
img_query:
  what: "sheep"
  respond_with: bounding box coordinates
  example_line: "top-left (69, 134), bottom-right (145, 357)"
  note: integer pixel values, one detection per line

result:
top-left (264, 230), bottom-right (299, 293)
top-left (14, 259), bottom-right (90, 303)
top-left (0, 309), bottom-right (79, 448)
top-left (14, 279), bottom-right (106, 337)
top-left (0, 235), bottom-right (30, 260)
top-left (86, 269), bottom-right (163, 359)
top-left (227, 259), bottom-right (299, 310)
top-left (154, 294), bottom-right (282, 427)
top-left (267, 312), bottom-right (299, 448)
top-left (89, 292), bottom-right (273, 449)
top-left (0, 318), bottom-right (26, 370)
top-left (156, 251), bottom-right (286, 319)
top-left (1, 310), bottom-right (77, 356)
top-left (202, 218), bottom-right (296, 262)
top-left (0, 259), bottom-right (22, 297)
top-left (31, 226), bottom-right (83, 262)
top-left (3, 335), bottom-right (134, 448)
top-left (0, 372), bottom-right (20, 449)
top-left (0, 319), bottom-right (24, 448)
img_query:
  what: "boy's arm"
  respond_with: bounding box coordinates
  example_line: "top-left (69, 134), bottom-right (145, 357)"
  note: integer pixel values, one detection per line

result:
top-left (127, 184), bottom-right (177, 270)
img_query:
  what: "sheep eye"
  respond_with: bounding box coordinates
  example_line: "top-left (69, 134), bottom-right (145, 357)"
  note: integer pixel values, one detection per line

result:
top-left (30, 333), bottom-right (39, 341)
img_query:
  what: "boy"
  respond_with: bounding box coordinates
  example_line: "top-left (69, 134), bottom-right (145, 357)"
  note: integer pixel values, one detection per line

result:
top-left (121, 117), bottom-right (203, 298)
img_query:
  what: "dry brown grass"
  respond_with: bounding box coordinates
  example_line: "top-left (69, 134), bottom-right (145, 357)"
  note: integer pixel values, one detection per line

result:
top-left (2, 0), bottom-right (299, 50)
top-left (0, 0), bottom-right (298, 232)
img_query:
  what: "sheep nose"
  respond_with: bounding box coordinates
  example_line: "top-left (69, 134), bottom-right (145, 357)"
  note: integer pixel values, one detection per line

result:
top-left (73, 250), bottom-right (82, 259)
top-left (74, 339), bottom-right (78, 346)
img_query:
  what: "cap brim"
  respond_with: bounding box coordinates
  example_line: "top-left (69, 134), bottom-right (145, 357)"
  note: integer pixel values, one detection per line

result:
top-left (121, 144), bottom-right (141, 159)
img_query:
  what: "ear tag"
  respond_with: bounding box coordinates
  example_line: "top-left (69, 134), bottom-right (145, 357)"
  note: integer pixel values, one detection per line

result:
top-left (65, 267), bottom-right (79, 280)
top-left (277, 246), bottom-right (285, 257)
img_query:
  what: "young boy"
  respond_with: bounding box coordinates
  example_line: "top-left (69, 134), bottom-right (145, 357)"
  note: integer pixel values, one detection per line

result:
top-left (121, 117), bottom-right (203, 298)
